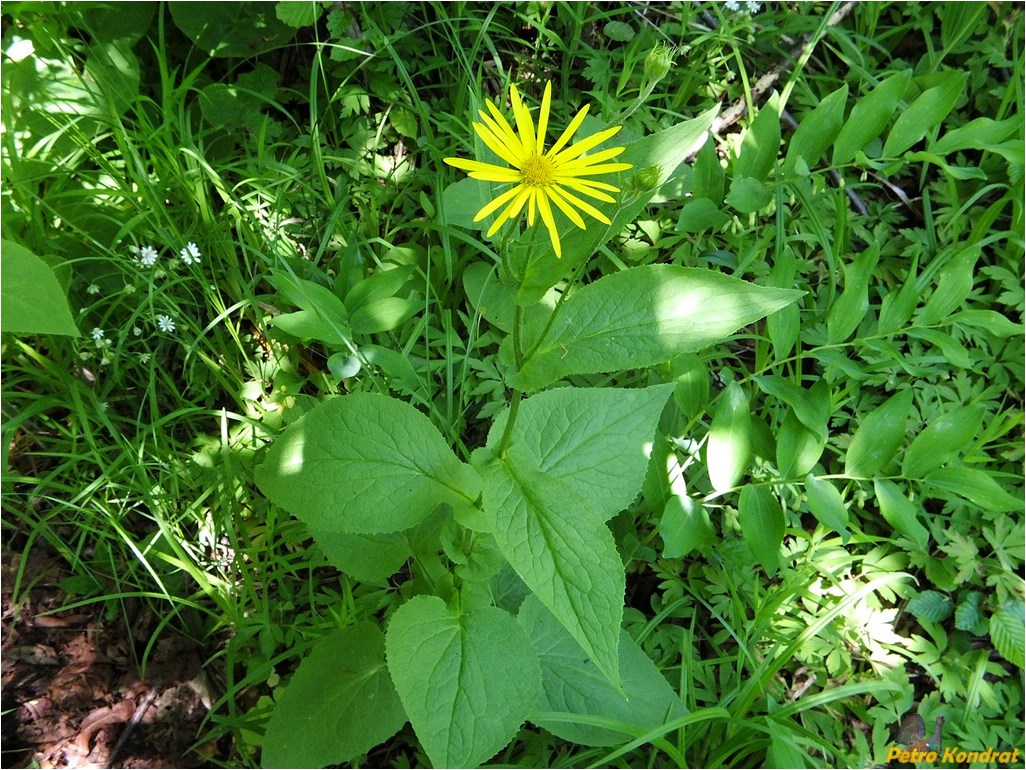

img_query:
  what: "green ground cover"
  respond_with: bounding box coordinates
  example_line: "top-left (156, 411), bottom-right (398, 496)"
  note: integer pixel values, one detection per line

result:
top-left (2, 2), bottom-right (1023, 768)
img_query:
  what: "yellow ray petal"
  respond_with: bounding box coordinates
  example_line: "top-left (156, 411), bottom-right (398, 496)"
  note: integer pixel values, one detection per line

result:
top-left (468, 168), bottom-right (524, 183)
top-left (553, 124), bottom-right (623, 163)
top-left (556, 146), bottom-right (627, 169)
top-left (536, 192), bottom-right (562, 258)
top-left (536, 81), bottom-right (552, 156)
top-left (548, 103), bottom-right (589, 157)
top-left (560, 162), bottom-right (634, 177)
top-left (509, 84), bottom-right (538, 154)
top-left (557, 177), bottom-right (621, 193)
top-left (445, 156), bottom-right (513, 175)
top-left (472, 120), bottom-right (524, 168)
top-left (478, 110), bottom-right (527, 162)
top-left (545, 185), bottom-right (587, 229)
top-left (487, 186), bottom-right (532, 236)
top-left (559, 178), bottom-right (617, 203)
top-left (482, 102), bottom-right (526, 156)
top-left (473, 184), bottom-right (526, 222)
top-left (550, 184), bottom-right (611, 224)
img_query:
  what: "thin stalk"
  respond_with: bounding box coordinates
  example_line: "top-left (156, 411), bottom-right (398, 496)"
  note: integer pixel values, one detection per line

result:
top-left (495, 303), bottom-right (525, 457)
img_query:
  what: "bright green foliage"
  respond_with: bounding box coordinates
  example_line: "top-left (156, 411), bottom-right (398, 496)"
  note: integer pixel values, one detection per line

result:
top-left (883, 71), bottom-right (968, 156)
top-left (734, 92), bottom-right (782, 183)
top-left (901, 404), bottom-right (986, 479)
top-left (832, 70), bottom-right (912, 165)
top-left (874, 480), bottom-right (930, 551)
top-left (311, 529), bottom-right (411, 583)
top-left (262, 623), bottom-right (407, 768)
top-left (659, 494), bottom-right (714, 558)
top-left (908, 590), bottom-right (954, 623)
top-left (707, 381), bottom-right (751, 494)
top-left (805, 475), bottom-right (850, 542)
top-left (477, 385), bottom-right (675, 689)
top-left (255, 393), bottom-right (481, 533)
top-left (2, 3), bottom-right (1022, 769)
top-left (783, 84), bottom-right (848, 174)
top-left (924, 467), bottom-right (1025, 513)
top-left (1, 241), bottom-right (79, 336)
top-left (738, 485), bottom-right (784, 574)
top-left (846, 390), bottom-right (913, 477)
top-left (512, 266), bottom-right (804, 391)
top-left (989, 601), bottom-right (1025, 668)
top-left (827, 245), bottom-right (881, 343)
top-left (385, 596), bottom-right (541, 768)
top-left (519, 595), bottom-right (687, 746)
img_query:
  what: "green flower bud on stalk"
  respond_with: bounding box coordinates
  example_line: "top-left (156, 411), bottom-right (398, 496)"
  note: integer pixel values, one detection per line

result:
top-left (630, 165), bottom-right (663, 192)
top-left (643, 44), bottom-right (676, 89)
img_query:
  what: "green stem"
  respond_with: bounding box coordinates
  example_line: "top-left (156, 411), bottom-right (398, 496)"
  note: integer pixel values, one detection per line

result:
top-left (496, 304), bottom-right (525, 457)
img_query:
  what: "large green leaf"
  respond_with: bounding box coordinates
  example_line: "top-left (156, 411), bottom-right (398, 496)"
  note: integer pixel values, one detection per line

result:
top-left (511, 265), bottom-right (803, 391)
top-left (845, 389), bottom-right (914, 478)
top-left (476, 385), bottom-right (675, 690)
top-left (883, 71), bottom-right (968, 157)
top-left (924, 467), bottom-right (1025, 513)
top-left (486, 384), bottom-right (675, 519)
top-left (262, 623), bottom-right (406, 768)
top-left (169, 1), bottom-right (294, 57)
top-left (902, 404), bottom-right (985, 479)
top-left (1, 241), bottom-right (80, 336)
top-left (827, 245), bottom-right (881, 343)
top-left (518, 595), bottom-right (687, 746)
top-left (917, 245), bottom-right (981, 325)
top-left (734, 91), bottom-right (782, 183)
top-left (385, 596), bottom-right (541, 768)
top-left (783, 84), bottom-right (848, 174)
top-left (255, 393), bottom-right (481, 533)
top-left (480, 459), bottom-right (626, 691)
top-left (832, 70), bottom-right (912, 165)
top-left (311, 529), bottom-right (411, 582)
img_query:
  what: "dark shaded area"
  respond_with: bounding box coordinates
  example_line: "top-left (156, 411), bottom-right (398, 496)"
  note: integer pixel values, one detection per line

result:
top-left (2, 545), bottom-right (219, 768)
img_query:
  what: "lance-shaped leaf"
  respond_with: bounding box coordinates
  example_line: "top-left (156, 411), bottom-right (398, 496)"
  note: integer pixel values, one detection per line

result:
top-left (476, 384), bottom-right (674, 689)
top-left (255, 393), bottom-right (481, 533)
top-left (385, 596), bottom-right (541, 768)
top-left (262, 623), bottom-right (407, 768)
top-left (518, 595), bottom-right (687, 746)
top-left (845, 389), bottom-right (913, 478)
top-left (481, 459), bottom-right (626, 691)
top-left (510, 265), bottom-right (803, 391)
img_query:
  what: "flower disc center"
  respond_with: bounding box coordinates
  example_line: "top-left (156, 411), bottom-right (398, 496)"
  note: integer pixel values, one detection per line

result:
top-left (521, 155), bottom-right (555, 186)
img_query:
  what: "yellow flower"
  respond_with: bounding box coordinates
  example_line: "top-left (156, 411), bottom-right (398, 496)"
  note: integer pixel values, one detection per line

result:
top-left (444, 81), bottom-right (632, 258)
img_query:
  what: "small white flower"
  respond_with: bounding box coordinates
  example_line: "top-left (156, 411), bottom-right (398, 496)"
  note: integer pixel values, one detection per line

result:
top-left (180, 242), bottom-right (201, 265)
top-left (87, 284), bottom-right (100, 295)
top-left (725, 0), bottom-right (740, 10)
top-left (139, 245), bottom-right (158, 267)
top-left (138, 352), bottom-right (152, 364)
top-left (157, 314), bottom-right (176, 333)
top-left (745, 0), bottom-right (761, 12)
top-left (123, 283), bottom-right (137, 295)
top-left (91, 327), bottom-right (105, 341)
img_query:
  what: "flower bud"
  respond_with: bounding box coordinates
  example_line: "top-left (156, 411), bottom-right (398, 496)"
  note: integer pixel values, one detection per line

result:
top-left (631, 165), bottom-right (662, 192)
top-left (643, 44), bottom-right (675, 87)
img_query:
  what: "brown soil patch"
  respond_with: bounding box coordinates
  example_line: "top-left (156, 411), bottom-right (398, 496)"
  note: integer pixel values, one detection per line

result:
top-left (2, 543), bottom-right (218, 768)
